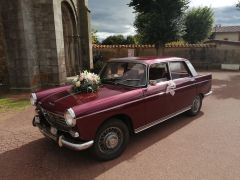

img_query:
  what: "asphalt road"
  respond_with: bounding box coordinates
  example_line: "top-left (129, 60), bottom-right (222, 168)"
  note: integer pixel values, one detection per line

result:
top-left (0, 71), bottom-right (240, 180)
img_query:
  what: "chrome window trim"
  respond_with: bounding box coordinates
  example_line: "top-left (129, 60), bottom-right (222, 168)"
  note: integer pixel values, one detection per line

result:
top-left (134, 106), bottom-right (191, 133)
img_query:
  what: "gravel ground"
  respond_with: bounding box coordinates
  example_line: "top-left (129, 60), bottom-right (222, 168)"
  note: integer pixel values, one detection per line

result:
top-left (0, 71), bottom-right (239, 180)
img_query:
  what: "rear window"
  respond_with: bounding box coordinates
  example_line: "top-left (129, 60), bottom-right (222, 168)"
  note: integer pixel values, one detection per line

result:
top-left (169, 61), bottom-right (191, 80)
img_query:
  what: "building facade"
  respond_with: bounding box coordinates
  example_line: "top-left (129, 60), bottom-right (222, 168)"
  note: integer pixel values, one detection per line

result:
top-left (213, 26), bottom-right (240, 42)
top-left (0, 0), bottom-right (92, 90)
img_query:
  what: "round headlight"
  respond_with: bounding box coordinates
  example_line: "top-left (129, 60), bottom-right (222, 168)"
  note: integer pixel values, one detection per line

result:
top-left (64, 108), bottom-right (76, 127)
top-left (30, 93), bottom-right (37, 106)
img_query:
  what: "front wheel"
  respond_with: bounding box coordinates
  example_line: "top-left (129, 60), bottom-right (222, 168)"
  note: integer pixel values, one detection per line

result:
top-left (187, 95), bottom-right (202, 116)
top-left (91, 119), bottom-right (129, 161)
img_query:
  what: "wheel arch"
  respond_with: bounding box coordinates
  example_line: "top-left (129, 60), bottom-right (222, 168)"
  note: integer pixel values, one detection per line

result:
top-left (99, 114), bottom-right (134, 135)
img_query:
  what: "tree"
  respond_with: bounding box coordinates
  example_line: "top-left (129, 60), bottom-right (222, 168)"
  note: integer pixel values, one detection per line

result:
top-left (129, 0), bottom-right (189, 54)
top-left (102, 35), bottom-right (137, 45)
top-left (237, 1), bottom-right (240, 8)
top-left (91, 29), bottom-right (100, 44)
top-left (125, 35), bottom-right (136, 44)
top-left (183, 7), bottom-right (214, 44)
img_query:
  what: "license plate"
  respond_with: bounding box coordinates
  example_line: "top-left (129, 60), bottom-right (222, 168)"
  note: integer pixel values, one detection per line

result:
top-left (50, 127), bottom-right (58, 135)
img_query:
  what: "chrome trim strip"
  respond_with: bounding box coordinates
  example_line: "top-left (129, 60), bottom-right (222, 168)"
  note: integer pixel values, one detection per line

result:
top-left (174, 79), bottom-right (211, 91)
top-left (204, 91), bottom-right (213, 97)
top-left (41, 107), bottom-right (64, 118)
top-left (134, 106), bottom-right (191, 133)
top-left (58, 136), bottom-right (94, 151)
top-left (76, 79), bottom-right (210, 120)
top-left (76, 92), bottom-right (166, 120)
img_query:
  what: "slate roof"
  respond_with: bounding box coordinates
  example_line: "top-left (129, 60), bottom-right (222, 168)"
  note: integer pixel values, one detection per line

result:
top-left (214, 26), bottom-right (240, 33)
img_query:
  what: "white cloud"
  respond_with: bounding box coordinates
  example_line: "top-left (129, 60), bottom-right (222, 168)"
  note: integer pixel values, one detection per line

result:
top-left (190, 0), bottom-right (237, 7)
top-left (90, 0), bottom-right (240, 41)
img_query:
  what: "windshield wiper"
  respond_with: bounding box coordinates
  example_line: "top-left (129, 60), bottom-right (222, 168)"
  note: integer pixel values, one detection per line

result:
top-left (115, 79), bottom-right (140, 85)
top-left (102, 78), bottom-right (120, 84)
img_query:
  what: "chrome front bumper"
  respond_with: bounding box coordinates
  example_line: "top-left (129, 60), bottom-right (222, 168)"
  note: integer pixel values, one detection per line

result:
top-left (204, 90), bottom-right (213, 97)
top-left (33, 116), bottom-right (94, 151)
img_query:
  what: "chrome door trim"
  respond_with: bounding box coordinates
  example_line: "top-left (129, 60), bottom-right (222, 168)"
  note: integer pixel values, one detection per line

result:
top-left (134, 106), bottom-right (191, 134)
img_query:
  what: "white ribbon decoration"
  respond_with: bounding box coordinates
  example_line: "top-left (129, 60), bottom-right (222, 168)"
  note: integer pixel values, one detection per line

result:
top-left (166, 80), bottom-right (176, 96)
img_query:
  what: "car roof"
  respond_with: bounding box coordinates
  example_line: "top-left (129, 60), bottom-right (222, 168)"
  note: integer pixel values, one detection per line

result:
top-left (109, 57), bottom-right (187, 65)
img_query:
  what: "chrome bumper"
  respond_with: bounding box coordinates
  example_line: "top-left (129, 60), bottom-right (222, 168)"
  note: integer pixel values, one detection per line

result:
top-left (204, 91), bottom-right (213, 97)
top-left (33, 117), bottom-right (94, 151)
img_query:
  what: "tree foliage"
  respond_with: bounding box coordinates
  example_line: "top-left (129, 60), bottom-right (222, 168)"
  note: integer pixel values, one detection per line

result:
top-left (237, 1), bottom-right (240, 8)
top-left (91, 29), bottom-right (100, 44)
top-left (129, 0), bottom-right (189, 49)
top-left (102, 35), bottom-right (136, 45)
top-left (183, 7), bottom-right (214, 44)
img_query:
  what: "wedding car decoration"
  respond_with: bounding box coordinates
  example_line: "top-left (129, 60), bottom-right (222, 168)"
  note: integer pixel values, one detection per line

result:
top-left (72, 71), bottom-right (101, 93)
top-left (166, 80), bottom-right (176, 96)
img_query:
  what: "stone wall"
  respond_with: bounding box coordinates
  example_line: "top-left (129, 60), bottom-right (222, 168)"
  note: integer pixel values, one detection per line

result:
top-left (0, 15), bottom-right (8, 85)
top-left (0, 0), bottom-right (92, 90)
top-left (34, 0), bottom-right (61, 87)
top-left (93, 43), bottom-right (240, 70)
top-left (1, 0), bottom-right (38, 89)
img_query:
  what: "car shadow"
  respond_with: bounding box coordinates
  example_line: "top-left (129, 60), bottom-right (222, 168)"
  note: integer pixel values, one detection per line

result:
top-left (0, 112), bottom-right (203, 180)
top-left (212, 74), bottom-right (240, 100)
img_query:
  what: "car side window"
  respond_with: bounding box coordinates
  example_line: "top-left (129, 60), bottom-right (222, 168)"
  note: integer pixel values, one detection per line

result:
top-left (149, 63), bottom-right (170, 83)
top-left (169, 61), bottom-right (191, 80)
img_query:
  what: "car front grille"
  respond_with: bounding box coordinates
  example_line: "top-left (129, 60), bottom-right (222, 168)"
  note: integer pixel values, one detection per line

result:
top-left (39, 107), bottom-right (70, 131)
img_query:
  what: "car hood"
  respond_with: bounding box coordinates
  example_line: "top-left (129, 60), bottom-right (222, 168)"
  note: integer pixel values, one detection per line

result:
top-left (40, 84), bottom-right (141, 115)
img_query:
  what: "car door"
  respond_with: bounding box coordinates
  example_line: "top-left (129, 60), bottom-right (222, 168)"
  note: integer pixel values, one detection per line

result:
top-left (168, 61), bottom-right (197, 113)
top-left (142, 62), bottom-right (173, 126)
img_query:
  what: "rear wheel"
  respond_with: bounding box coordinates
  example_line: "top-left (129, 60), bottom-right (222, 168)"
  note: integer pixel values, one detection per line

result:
top-left (91, 119), bottom-right (129, 161)
top-left (187, 95), bottom-right (202, 116)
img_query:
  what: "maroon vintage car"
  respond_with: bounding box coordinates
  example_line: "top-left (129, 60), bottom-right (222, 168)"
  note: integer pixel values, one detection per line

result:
top-left (31, 57), bottom-right (212, 160)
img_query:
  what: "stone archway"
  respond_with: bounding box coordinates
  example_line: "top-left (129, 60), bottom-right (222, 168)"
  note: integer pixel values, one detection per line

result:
top-left (61, 1), bottom-right (79, 77)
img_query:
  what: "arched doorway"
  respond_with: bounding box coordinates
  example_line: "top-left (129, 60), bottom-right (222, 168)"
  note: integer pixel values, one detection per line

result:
top-left (61, 1), bottom-right (79, 77)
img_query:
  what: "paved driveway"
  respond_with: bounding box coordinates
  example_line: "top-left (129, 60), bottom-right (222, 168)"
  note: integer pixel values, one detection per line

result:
top-left (0, 71), bottom-right (240, 180)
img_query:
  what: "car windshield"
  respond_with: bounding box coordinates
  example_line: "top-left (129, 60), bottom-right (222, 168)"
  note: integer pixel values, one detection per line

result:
top-left (100, 62), bottom-right (147, 87)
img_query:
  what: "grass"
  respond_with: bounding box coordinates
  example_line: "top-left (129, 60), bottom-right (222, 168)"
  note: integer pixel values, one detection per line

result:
top-left (0, 96), bottom-right (30, 113)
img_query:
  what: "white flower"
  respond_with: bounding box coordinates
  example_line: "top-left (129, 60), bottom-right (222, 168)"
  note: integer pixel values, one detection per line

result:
top-left (73, 75), bottom-right (79, 82)
top-left (75, 81), bottom-right (81, 87)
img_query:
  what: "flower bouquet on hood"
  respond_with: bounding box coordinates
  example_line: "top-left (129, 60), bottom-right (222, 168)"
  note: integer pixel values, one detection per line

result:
top-left (72, 71), bottom-right (101, 93)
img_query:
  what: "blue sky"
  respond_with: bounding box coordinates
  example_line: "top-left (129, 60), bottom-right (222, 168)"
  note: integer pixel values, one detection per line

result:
top-left (88, 0), bottom-right (240, 40)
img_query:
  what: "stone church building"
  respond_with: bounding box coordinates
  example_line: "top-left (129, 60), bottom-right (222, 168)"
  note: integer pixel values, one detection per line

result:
top-left (0, 0), bottom-right (92, 90)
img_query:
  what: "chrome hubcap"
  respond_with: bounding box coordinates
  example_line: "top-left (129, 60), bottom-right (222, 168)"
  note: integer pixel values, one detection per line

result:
top-left (98, 127), bottom-right (123, 153)
top-left (105, 133), bottom-right (119, 149)
top-left (192, 96), bottom-right (201, 113)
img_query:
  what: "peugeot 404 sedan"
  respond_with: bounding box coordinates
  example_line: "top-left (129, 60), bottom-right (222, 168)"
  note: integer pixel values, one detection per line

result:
top-left (31, 57), bottom-right (212, 160)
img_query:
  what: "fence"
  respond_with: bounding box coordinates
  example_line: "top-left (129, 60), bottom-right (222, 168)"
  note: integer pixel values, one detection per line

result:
top-left (93, 42), bottom-right (240, 70)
